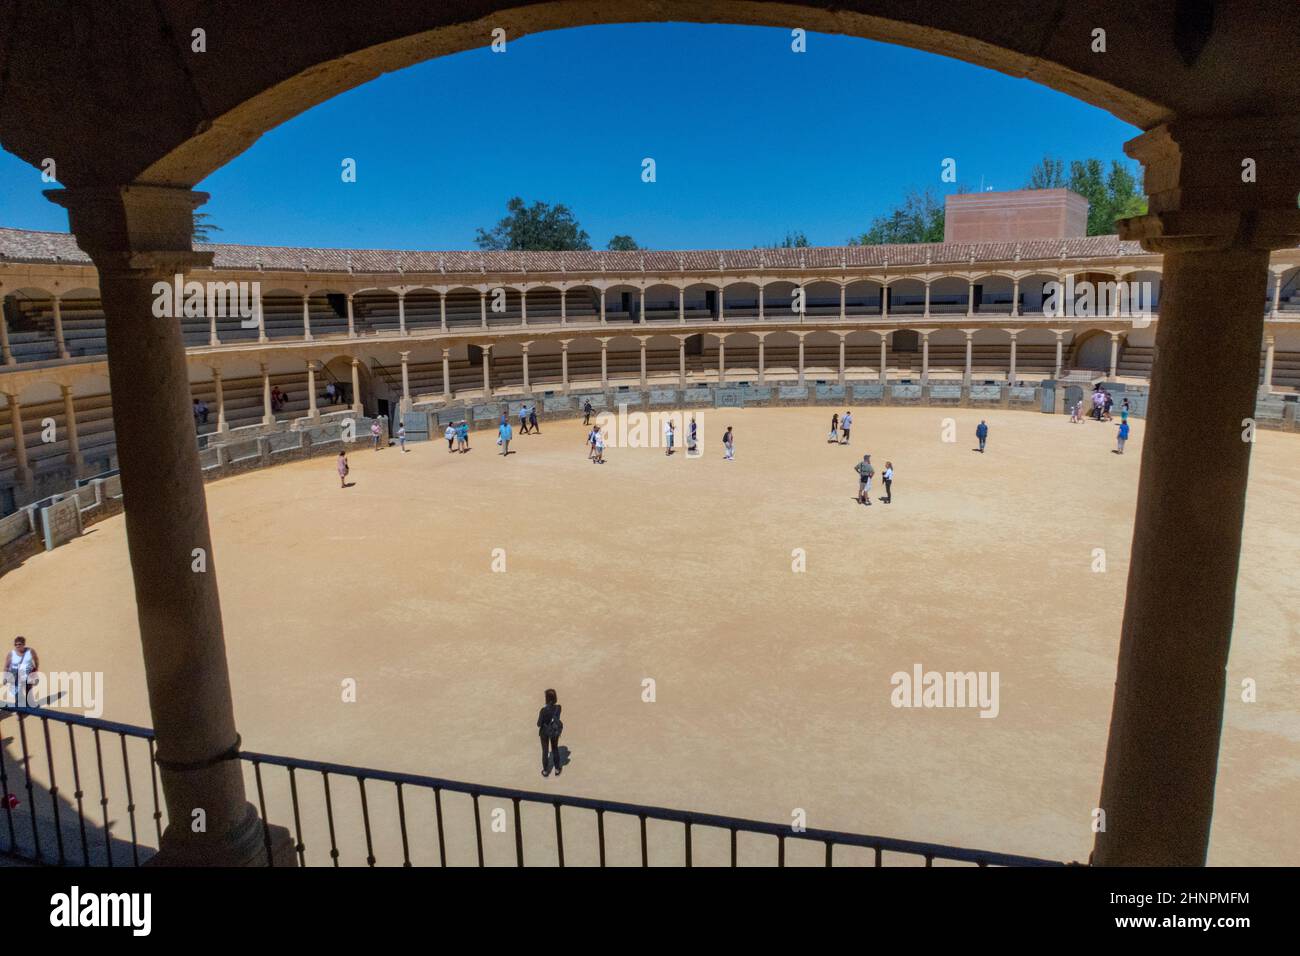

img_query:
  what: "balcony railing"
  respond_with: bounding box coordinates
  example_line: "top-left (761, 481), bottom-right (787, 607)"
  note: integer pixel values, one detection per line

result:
top-left (1, 705), bottom-right (1065, 867)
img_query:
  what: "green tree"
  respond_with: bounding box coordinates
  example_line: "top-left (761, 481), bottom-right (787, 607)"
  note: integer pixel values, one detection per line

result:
top-left (475, 197), bottom-right (591, 251)
top-left (849, 188), bottom-right (946, 245)
top-left (192, 212), bottom-right (222, 244)
top-left (607, 234), bottom-right (640, 251)
top-left (1024, 155), bottom-right (1147, 234)
top-left (1025, 155), bottom-right (1066, 189)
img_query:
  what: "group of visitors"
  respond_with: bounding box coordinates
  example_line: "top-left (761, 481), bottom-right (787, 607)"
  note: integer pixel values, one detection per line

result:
top-left (586, 423), bottom-right (607, 463)
top-left (854, 455), bottom-right (894, 506)
top-left (443, 420), bottom-right (471, 453)
top-left (662, 417), bottom-right (699, 456)
top-left (518, 404), bottom-right (541, 434)
top-left (324, 382), bottom-right (349, 406)
top-left (828, 411), bottom-right (854, 444)
top-left (270, 385), bottom-right (291, 413)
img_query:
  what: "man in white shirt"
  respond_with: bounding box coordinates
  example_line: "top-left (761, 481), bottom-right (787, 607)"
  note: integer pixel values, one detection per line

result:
top-left (841, 411), bottom-right (853, 445)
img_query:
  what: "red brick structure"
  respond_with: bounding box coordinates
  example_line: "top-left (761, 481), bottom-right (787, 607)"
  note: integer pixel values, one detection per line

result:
top-left (944, 189), bottom-right (1089, 244)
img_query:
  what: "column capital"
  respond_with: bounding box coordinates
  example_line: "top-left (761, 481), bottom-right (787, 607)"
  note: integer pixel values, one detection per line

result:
top-left (399, 350), bottom-right (410, 360)
top-left (45, 185), bottom-right (213, 273)
top-left (1119, 118), bottom-right (1300, 253)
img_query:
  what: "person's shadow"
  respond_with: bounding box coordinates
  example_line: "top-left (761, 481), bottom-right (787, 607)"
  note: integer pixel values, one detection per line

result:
top-left (555, 746), bottom-right (572, 772)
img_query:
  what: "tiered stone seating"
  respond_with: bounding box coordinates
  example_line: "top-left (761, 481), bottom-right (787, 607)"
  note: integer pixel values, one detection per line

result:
top-left (1269, 351), bottom-right (1300, 391)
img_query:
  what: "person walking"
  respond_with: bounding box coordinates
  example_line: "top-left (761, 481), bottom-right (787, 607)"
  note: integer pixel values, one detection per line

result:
top-left (370, 418), bottom-right (382, 451)
top-left (687, 416), bottom-right (698, 455)
top-left (855, 454), bottom-right (875, 505)
top-left (457, 420), bottom-right (470, 453)
top-left (593, 428), bottom-right (606, 464)
top-left (829, 412), bottom-right (839, 443)
top-left (664, 419), bottom-right (675, 456)
top-left (586, 424), bottom-right (598, 459)
top-left (529, 405), bottom-right (540, 435)
top-left (976, 419), bottom-right (989, 453)
top-left (882, 460), bottom-right (894, 504)
top-left (4, 636), bottom-right (39, 708)
top-left (519, 404), bottom-right (530, 435)
top-left (583, 399), bottom-right (593, 425)
top-left (840, 410), bottom-right (853, 445)
top-left (499, 419), bottom-right (513, 456)
top-left (723, 426), bottom-right (735, 460)
top-left (397, 422), bottom-right (407, 452)
top-left (337, 450), bottom-right (350, 488)
top-left (445, 422), bottom-right (456, 452)
top-left (1092, 386), bottom-right (1105, 421)
top-left (325, 381), bottom-right (336, 406)
top-left (537, 689), bottom-right (564, 777)
top-left (1103, 391), bottom-right (1114, 421)
top-left (1116, 419), bottom-right (1130, 454)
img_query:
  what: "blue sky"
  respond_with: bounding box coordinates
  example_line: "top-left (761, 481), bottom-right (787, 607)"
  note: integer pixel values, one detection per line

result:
top-left (0, 23), bottom-right (1141, 250)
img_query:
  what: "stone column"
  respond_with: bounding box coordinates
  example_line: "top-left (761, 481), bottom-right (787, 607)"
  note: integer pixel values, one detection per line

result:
top-left (599, 288), bottom-right (606, 325)
top-left (757, 337), bottom-right (766, 385)
top-left (759, 285), bottom-right (766, 320)
top-left (205, 291), bottom-right (219, 347)
top-left (520, 289), bottom-right (528, 327)
top-left (301, 293), bottom-right (312, 341)
top-left (47, 183), bottom-right (289, 866)
top-left (560, 341), bottom-right (570, 393)
top-left (399, 292), bottom-right (408, 336)
top-left (639, 338), bottom-right (647, 387)
top-left (881, 284), bottom-right (889, 321)
top-left (678, 339), bottom-right (686, 387)
top-left (1011, 278), bottom-right (1021, 317)
top-left (53, 294), bottom-right (70, 358)
top-left (306, 362), bottom-right (318, 419)
top-left (839, 284), bottom-right (846, 321)
top-left (260, 362), bottom-right (273, 424)
top-left (442, 348), bottom-right (452, 400)
top-left (600, 339), bottom-right (609, 388)
top-left (346, 294), bottom-right (355, 338)
top-left (717, 336), bottom-right (726, 385)
top-left (1109, 332), bottom-right (1121, 379)
top-left (560, 289), bottom-right (567, 326)
top-left (638, 288), bottom-right (645, 325)
top-left (1053, 331), bottom-right (1065, 379)
top-left (967, 280), bottom-right (975, 317)
top-left (479, 291), bottom-right (487, 330)
top-left (351, 358), bottom-right (363, 415)
top-left (6, 395), bottom-right (31, 487)
top-left (677, 288), bottom-right (684, 324)
top-left (61, 385), bottom-right (83, 471)
top-left (0, 303), bottom-right (14, 365)
top-left (255, 293), bottom-right (267, 344)
top-left (481, 346), bottom-right (492, 396)
top-left (1260, 334), bottom-right (1276, 396)
top-left (878, 334), bottom-right (888, 383)
top-left (521, 344), bottom-right (531, 394)
top-left (963, 330), bottom-right (975, 386)
top-left (923, 281), bottom-right (931, 318)
top-left (400, 350), bottom-right (412, 409)
top-left (920, 331), bottom-right (930, 384)
top-left (213, 366), bottom-right (227, 432)
top-left (1008, 331), bottom-right (1020, 385)
top-left (718, 286), bottom-right (725, 323)
top-left (838, 335), bottom-right (846, 385)
top-left (1270, 272), bottom-right (1282, 315)
top-left (439, 291), bottom-right (447, 332)
top-left (797, 336), bottom-right (805, 385)
top-left (1092, 118), bottom-right (1300, 866)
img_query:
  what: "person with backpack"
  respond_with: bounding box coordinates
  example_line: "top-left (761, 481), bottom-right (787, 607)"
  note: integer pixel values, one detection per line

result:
top-left (723, 426), bottom-right (735, 460)
top-left (855, 454), bottom-right (875, 505)
top-left (976, 419), bottom-right (989, 453)
top-left (829, 412), bottom-right (839, 443)
top-left (537, 688), bottom-right (564, 777)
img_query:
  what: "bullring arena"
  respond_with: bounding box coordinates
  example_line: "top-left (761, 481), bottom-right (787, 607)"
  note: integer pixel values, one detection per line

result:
top-left (2, 227), bottom-right (1300, 865)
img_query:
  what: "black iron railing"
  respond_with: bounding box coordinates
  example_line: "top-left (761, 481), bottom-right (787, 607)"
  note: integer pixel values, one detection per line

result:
top-left (1, 705), bottom-right (1063, 867)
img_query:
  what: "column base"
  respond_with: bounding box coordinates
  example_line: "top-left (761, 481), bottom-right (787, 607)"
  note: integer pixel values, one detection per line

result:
top-left (147, 803), bottom-right (297, 867)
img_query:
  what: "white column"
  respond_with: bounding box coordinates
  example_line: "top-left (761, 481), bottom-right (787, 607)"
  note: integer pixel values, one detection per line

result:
top-left (921, 332), bottom-right (931, 384)
top-left (214, 367), bottom-right (227, 432)
top-left (718, 286), bottom-right (726, 323)
top-left (1054, 331), bottom-right (1065, 379)
top-left (679, 339), bottom-right (686, 386)
top-left (400, 350), bottom-right (412, 408)
top-left (1011, 278), bottom-right (1021, 317)
top-left (301, 294), bottom-right (313, 341)
top-left (560, 289), bottom-right (567, 326)
top-left (759, 285), bottom-right (766, 320)
top-left (399, 292), bottom-right (408, 335)
top-left (481, 346), bottom-right (492, 396)
top-left (639, 338), bottom-right (647, 386)
top-left (963, 330), bottom-right (974, 385)
top-left (6, 396), bottom-right (31, 485)
top-left (839, 284), bottom-right (846, 322)
top-left (256, 293), bottom-right (268, 344)
top-left (639, 288), bottom-right (645, 325)
top-left (439, 291), bottom-right (447, 332)
top-left (521, 289), bottom-right (528, 327)
top-left (560, 341), bottom-right (570, 392)
top-left (1261, 334), bottom-right (1276, 394)
top-left (881, 284), bottom-right (889, 321)
top-left (261, 362), bottom-right (273, 424)
top-left (1009, 332), bottom-right (1019, 384)
top-left (479, 291), bottom-right (487, 330)
top-left (600, 340), bottom-right (609, 388)
top-left (1109, 332), bottom-right (1120, 379)
top-left (61, 384), bottom-right (83, 471)
top-left (923, 281), bottom-right (931, 318)
top-left (879, 334), bottom-right (888, 383)
top-left (521, 344), bottom-right (531, 393)
top-left (967, 280), bottom-right (975, 317)
top-left (600, 288), bottom-right (607, 325)
top-left (351, 358), bottom-right (363, 414)
top-left (442, 348), bottom-right (452, 400)
top-left (838, 335), bottom-right (846, 385)
top-left (0, 307), bottom-right (13, 365)
top-left (346, 294), bottom-right (355, 338)
top-left (306, 362), bottom-right (318, 419)
top-left (53, 294), bottom-right (70, 358)
top-left (678, 288), bottom-right (684, 324)
top-left (718, 336), bottom-right (726, 384)
top-left (758, 338), bottom-right (766, 385)
top-left (205, 292), bottom-right (219, 347)
top-left (797, 336), bottom-right (805, 385)
top-left (1271, 273), bottom-right (1283, 315)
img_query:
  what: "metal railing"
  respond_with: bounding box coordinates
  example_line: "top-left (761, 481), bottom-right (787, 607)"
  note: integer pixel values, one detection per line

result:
top-left (1, 705), bottom-right (1064, 867)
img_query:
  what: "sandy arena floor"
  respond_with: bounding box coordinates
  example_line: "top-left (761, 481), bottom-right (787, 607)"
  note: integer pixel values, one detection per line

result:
top-left (2, 405), bottom-right (1298, 866)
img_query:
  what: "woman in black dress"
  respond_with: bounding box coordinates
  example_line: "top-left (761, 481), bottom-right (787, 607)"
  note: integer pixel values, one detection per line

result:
top-left (537, 688), bottom-right (563, 777)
